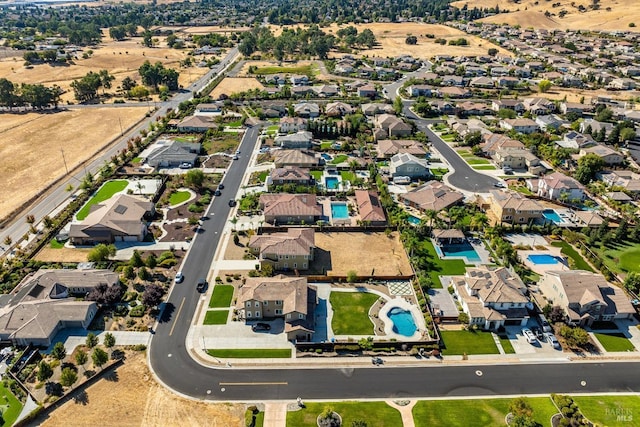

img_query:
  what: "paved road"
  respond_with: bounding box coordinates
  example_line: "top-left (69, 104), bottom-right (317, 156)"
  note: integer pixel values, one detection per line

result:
top-left (0, 47), bottom-right (238, 256)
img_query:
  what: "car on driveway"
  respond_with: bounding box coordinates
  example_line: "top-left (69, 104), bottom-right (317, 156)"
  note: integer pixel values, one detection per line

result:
top-left (531, 326), bottom-right (544, 340)
top-left (196, 278), bottom-right (207, 293)
top-left (522, 328), bottom-right (537, 344)
top-left (175, 271), bottom-right (184, 283)
top-left (545, 332), bottom-right (561, 349)
top-left (252, 322), bottom-right (271, 332)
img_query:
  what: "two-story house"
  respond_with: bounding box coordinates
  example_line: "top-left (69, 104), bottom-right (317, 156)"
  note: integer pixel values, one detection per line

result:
top-left (536, 172), bottom-right (585, 201)
top-left (248, 228), bottom-right (316, 271)
top-left (389, 153), bottom-right (430, 180)
top-left (279, 117), bottom-right (307, 134)
top-left (399, 181), bottom-right (464, 213)
top-left (483, 190), bottom-right (543, 224)
top-left (499, 118), bottom-right (540, 134)
top-left (274, 131), bottom-right (314, 149)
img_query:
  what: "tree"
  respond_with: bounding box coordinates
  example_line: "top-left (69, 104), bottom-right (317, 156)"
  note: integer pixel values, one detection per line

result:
top-left (487, 48), bottom-right (498, 56)
top-left (138, 266), bottom-right (151, 281)
top-left (92, 347), bottom-right (109, 369)
top-left (121, 76), bottom-right (136, 92)
top-left (87, 243), bottom-right (116, 262)
top-left (346, 270), bottom-right (358, 283)
top-left (75, 350), bottom-right (88, 367)
top-left (103, 332), bottom-right (116, 350)
top-left (512, 415), bottom-right (541, 427)
top-left (51, 342), bottom-right (66, 360)
top-left (624, 272), bottom-right (640, 293)
top-left (60, 367), bottom-right (78, 387)
top-left (574, 153), bottom-right (604, 184)
top-left (142, 284), bottom-right (164, 307)
top-left (130, 250), bottom-right (145, 267)
top-left (129, 85), bottom-right (149, 100)
top-left (405, 35), bottom-right (417, 45)
top-left (146, 253), bottom-right (157, 269)
top-left (142, 30), bottom-right (153, 47)
top-left (37, 360), bottom-right (53, 382)
top-left (538, 80), bottom-right (552, 93)
top-left (558, 325), bottom-right (590, 348)
top-left (462, 130), bottom-right (482, 147)
top-left (509, 397), bottom-right (533, 417)
top-left (393, 96), bottom-right (403, 116)
top-left (123, 265), bottom-right (136, 280)
top-left (620, 127), bottom-right (636, 143)
top-left (86, 332), bottom-right (98, 349)
top-left (184, 169), bottom-right (205, 189)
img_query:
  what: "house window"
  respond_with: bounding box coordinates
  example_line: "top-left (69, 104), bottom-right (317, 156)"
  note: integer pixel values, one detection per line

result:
top-left (285, 255), bottom-right (289, 259)
top-left (276, 300), bottom-right (283, 306)
top-left (275, 309), bottom-right (282, 315)
top-left (263, 301), bottom-right (268, 306)
top-left (303, 263), bottom-right (307, 269)
top-left (246, 302), bottom-right (251, 307)
top-left (294, 263), bottom-right (297, 268)
top-left (247, 312), bottom-right (252, 318)
top-left (286, 313), bottom-right (291, 319)
top-left (255, 311), bottom-right (260, 317)
top-left (255, 302), bottom-right (260, 307)
top-left (299, 313), bottom-right (304, 319)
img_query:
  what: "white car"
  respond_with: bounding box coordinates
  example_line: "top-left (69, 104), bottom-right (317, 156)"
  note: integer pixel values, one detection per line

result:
top-left (545, 332), bottom-right (561, 349)
top-left (174, 271), bottom-right (184, 283)
top-left (522, 328), bottom-right (537, 344)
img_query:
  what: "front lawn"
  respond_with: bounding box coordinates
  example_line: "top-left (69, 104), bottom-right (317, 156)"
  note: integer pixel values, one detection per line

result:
top-left (420, 240), bottom-right (467, 288)
top-left (430, 168), bottom-right (449, 177)
top-left (573, 395), bottom-right (640, 427)
top-left (49, 238), bottom-right (65, 249)
top-left (330, 154), bottom-right (349, 164)
top-left (440, 330), bottom-right (499, 355)
top-left (550, 241), bottom-right (594, 272)
top-left (169, 190), bottom-right (191, 206)
top-left (499, 335), bottom-right (515, 354)
top-left (0, 382), bottom-right (23, 427)
top-left (329, 292), bottom-right (378, 335)
top-left (472, 165), bottom-right (497, 170)
top-left (465, 158), bottom-right (490, 165)
top-left (287, 401), bottom-right (402, 427)
top-left (76, 180), bottom-right (128, 220)
top-left (206, 348), bottom-right (291, 358)
top-left (245, 408), bottom-right (265, 427)
top-left (203, 310), bottom-right (228, 325)
top-left (593, 333), bottom-right (636, 352)
top-left (209, 285), bottom-right (234, 308)
top-left (413, 397), bottom-right (558, 427)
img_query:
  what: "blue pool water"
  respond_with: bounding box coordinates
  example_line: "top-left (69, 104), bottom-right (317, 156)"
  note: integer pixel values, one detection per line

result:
top-left (325, 176), bottom-right (340, 190)
top-left (408, 215), bottom-right (421, 225)
top-left (528, 254), bottom-right (559, 265)
top-left (321, 153), bottom-right (333, 161)
top-left (331, 202), bottom-right (349, 219)
top-left (542, 209), bottom-right (562, 223)
top-left (387, 307), bottom-right (417, 336)
top-left (439, 242), bottom-right (481, 263)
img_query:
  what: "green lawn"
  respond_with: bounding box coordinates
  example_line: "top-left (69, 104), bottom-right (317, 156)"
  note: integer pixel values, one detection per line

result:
top-left (512, 185), bottom-right (534, 195)
top-left (203, 310), bottom-right (228, 325)
top-left (593, 333), bottom-right (636, 352)
top-left (258, 171), bottom-right (269, 182)
top-left (206, 348), bottom-right (291, 358)
top-left (0, 382), bottom-right (23, 427)
top-left (320, 141), bottom-right (332, 150)
top-left (50, 238), bottom-right (65, 249)
top-left (420, 240), bottom-right (467, 288)
top-left (169, 190), bottom-right (191, 206)
top-left (499, 335), bottom-right (515, 354)
top-left (441, 133), bottom-right (456, 142)
top-left (131, 157), bottom-right (142, 164)
top-left (594, 240), bottom-right (640, 274)
top-left (209, 285), bottom-right (234, 308)
top-left (472, 165), bottom-right (497, 170)
top-left (329, 292), bottom-right (378, 335)
top-left (266, 125), bottom-right (279, 132)
top-left (340, 171), bottom-right (356, 182)
top-left (76, 180), bottom-right (128, 220)
top-left (573, 395), bottom-right (640, 427)
top-left (246, 409), bottom-right (265, 427)
top-left (287, 401), bottom-right (402, 427)
top-left (252, 64), bottom-right (315, 76)
top-left (465, 158), bottom-right (490, 165)
top-left (430, 168), bottom-right (449, 177)
top-left (330, 154), bottom-right (349, 164)
top-left (413, 397), bottom-right (558, 427)
top-left (440, 330), bottom-right (499, 355)
top-left (310, 170), bottom-right (323, 181)
top-left (550, 241), bottom-right (594, 272)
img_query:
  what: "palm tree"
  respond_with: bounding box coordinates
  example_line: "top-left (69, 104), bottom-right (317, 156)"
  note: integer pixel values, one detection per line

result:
top-left (424, 209), bottom-right (437, 229)
top-left (470, 213), bottom-right (488, 232)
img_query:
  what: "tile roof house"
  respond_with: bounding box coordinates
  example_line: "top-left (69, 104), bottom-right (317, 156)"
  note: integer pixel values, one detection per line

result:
top-left (375, 114), bottom-right (412, 138)
top-left (354, 190), bottom-right (386, 225)
top-left (0, 269), bottom-right (118, 346)
top-left (268, 166), bottom-right (313, 187)
top-left (145, 140), bottom-right (201, 169)
top-left (523, 97), bottom-right (556, 115)
top-left (293, 102), bottom-right (320, 118)
top-left (236, 275), bottom-right (317, 341)
top-left (279, 117), bottom-right (307, 134)
top-left (248, 228), bottom-right (315, 271)
top-left (580, 119), bottom-right (614, 137)
top-left (274, 130), bottom-right (314, 149)
top-left (579, 144), bottom-right (624, 166)
top-left (375, 139), bottom-right (427, 159)
top-left (539, 270), bottom-right (635, 327)
top-left (399, 181), bottom-right (463, 213)
top-left (177, 115), bottom-right (218, 132)
top-left (499, 118), bottom-right (540, 134)
top-left (273, 149), bottom-right (320, 168)
top-left (481, 133), bottom-right (525, 156)
top-left (389, 153), bottom-right (430, 180)
top-left (324, 101), bottom-right (354, 117)
top-left (69, 194), bottom-right (154, 245)
top-left (492, 149), bottom-right (545, 175)
top-left (597, 170), bottom-right (640, 196)
top-left (536, 172), bottom-right (585, 201)
top-left (484, 190), bottom-right (543, 225)
top-left (259, 194), bottom-right (323, 224)
top-left (361, 103), bottom-right (394, 116)
top-left (451, 267), bottom-right (530, 331)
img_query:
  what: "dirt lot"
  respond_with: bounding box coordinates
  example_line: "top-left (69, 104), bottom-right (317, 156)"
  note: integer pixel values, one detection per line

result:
top-left (0, 107), bottom-right (147, 220)
top-left (35, 245), bottom-right (91, 263)
top-left (39, 352), bottom-right (245, 427)
top-left (209, 77), bottom-right (265, 99)
top-left (269, 23), bottom-right (511, 58)
top-left (313, 231), bottom-right (412, 277)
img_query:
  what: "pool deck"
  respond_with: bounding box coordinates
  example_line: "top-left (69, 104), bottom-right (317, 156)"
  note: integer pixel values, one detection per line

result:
top-left (318, 197), bottom-right (358, 226)
top-left (432, 238), bottom-right (492, 265)
top-left (378, 297), bottom-right (426, 341)
top-left (519, 249), bottom-right (569, 275)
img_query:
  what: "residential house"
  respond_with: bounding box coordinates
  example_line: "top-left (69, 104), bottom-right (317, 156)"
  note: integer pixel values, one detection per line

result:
top-left (248, 228), bottom-right (316, 270)
top-left (451, 267), bottom-right (530, 331)
top-left (523, 97), bottom-right (556, 115)
top-left (560, 102), bottom-right (595, 116)
top-left (145, 140), bottom-right (201, 169)
top-left (274, 131), bottom-right (314, 149)
top-left (500, 118), bottom-right (540, 134)
top-left (69, 194), bottom-right (154, 245)
top-left (399, 181), bottom-right (463, 213)
top-left (481, 133), bottom-right (525, 156)
top-left (579, 120), bottom-right (612, 138)
top-left (357, 84), bottom-right (377, 98)
top-left (496, 76), bottom-right (520, 88)
top-left (535, 114), bottom-right (568, 131)
top-left (538, 270), bottom-right (635, 327)
top-left (236, 275), bottom-right (317, 341)
top-left (375, 114), bottom-right (412, 138)
top-left (597, 170), bottom-right (640, 197)
top-left (536, 172), bottom-right (585, 201)
top-left (389, 153), bottom-right (430, 180)
top-left (324, 102), bottom-right (355, 117)
top-left (279, 117), bottom-right (307, 134)
top-left (558, 131), bottom-right (595, 149)
top-left (607, 78), bottom-right (636, 90)
top-left (484, 190), bottom-right (543, 224)
top-left (376, 139), bottom-right (427, 159)
top-left (268, 166), bottom-right (313, 187)
top-left (361, 103), bottom-right (394, 116)
top-left (492, 149), bottom-right (545, 175)
top-left (354, 190), bottom-right (386, 226)
top-left (469, 76), bottom-right (494, 89)
top-left (273, 149), bottom-right (320, 168)
top-left (195, 102), bottom-right (223, 114)
top-left (437, 86), bottom-right (471, 98)
top-left (293, 102), bottom-right (320, 119)
top-left (263, 74), bottom-right (286, 85)
top-left (259, 194), bottom-right (322, 224)
top-left (457, 101), bottom-right (492, 116)
top-left (407, 85), bottom-right (434, 97)
top-left (579, 144), bottom-right (624, 166)
top-left (290, 75), bottom-right (309, 86)
top-left (313, 85), bottom-right (339, 98)
top-left (491, 99), bottom-right (525, 113)
top-left (177, 115), bottom-right (218, 132)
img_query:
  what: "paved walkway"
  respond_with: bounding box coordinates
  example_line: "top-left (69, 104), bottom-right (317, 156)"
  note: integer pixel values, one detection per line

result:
top-left (15, 395), bottom-right (39, 425)
top-left (263, 402), bottom-right (288, 427)
top-left (387, 400), bottom-right (417, 427)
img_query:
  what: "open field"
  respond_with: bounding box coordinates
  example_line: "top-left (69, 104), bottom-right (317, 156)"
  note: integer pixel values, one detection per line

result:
top-left (39, 352), bottom-right (245, 427)
top-left (455, 0), bottom-right (640, 31)
top-left (209, 77), bottom-right (265, 99)
top-left (269, 23), bottom-right (511, 58)
top-left (314, 231), bottom-right (412, 277)
top-left (0, 107), bottom-right (147, 221)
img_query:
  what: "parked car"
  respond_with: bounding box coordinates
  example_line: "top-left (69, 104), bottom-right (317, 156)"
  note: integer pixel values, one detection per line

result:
top-left (232, 155), bottom-right (239, 160)
top-left (531, 326), bottom-right (544, 340)
top-left (179, 162), bottom-right (192, 169)
top-left (545, 332), bottom-right (561, 349)
top-left (538, 314), bottom-right (552, 332)
top-left (522, 328), bottom-right (537, 344)
top-left (214, 189), bottom-right (222, 196)
top-left (252, 322), bottom-right (271, 332)
top-left (196, 278), bottom-right (207, 293)
top-left (228, 199), bottom-right (237, 207)
top-left (174, 271), bottom-right (184, 283)
top-left (218, 184), bottom-right (224, 190)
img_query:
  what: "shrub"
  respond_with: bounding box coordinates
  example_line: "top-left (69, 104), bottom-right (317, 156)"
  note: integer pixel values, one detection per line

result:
top-left (129, 304), bottom-right (147, 317)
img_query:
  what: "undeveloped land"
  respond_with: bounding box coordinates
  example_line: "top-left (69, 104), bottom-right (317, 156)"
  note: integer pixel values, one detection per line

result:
top-left (209, 77), bottom-right (265, 98)
top-left (0, 107), bottom-right (147, 220)
top-left (314, 231), bottom-right (412, 277)
top-left (39, 352), bottom-right (245, 427)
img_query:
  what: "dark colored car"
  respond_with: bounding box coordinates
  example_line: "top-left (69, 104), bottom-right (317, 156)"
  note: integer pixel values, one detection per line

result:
top-left (214, 189), bottom-right (222, 196)
top-left (228, 199), bottom-right (237, 207)
top-left (218, 184), bottom-right (224, 190)
top-left (252, 322), bottom-right (271, 332)
top-left (531, 326), bottom-right (544, 340)
top-left (196, 278), bottom-right (207, 293)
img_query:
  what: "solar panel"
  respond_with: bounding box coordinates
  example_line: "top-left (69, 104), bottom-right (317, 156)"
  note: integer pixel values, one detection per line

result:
top-left (114, 205), bottom-right (128, 215)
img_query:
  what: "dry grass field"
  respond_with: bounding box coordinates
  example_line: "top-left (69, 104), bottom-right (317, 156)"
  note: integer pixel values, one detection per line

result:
top-left (209, 77), bottom-right (265, 98)
top-left (451, 0), bottom-right (640, 31)
top-left (269, 23), bottom-right (511, 58)
top-left (0, 107), bottom-right (147, 220)
top-left (314, 231), bottom-right (412, 277)
top-left (39, 352), bottom-right (245, 427)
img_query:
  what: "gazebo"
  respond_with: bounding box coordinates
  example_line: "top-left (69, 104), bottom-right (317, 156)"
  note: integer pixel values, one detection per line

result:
top-left (432, 228), bottom-right (466, 245)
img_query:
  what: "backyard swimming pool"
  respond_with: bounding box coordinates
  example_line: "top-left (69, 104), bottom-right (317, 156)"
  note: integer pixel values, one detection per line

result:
top-left (331, 202), bottom-right (349, 219)
top-left (437, 242), bottom-right (482, 263)
top-left (542, 209), bottom-right (563, 223)
top-left (387, 307), bottom-right (417, 337)
top-left (321, 153), bottom-right (333, 161)
top-left (408, 215), bottom-right (421, 225)
top-left (325, 176), bottom-right (340, 190)
top-left (527, 254), bottom-right (559, 265)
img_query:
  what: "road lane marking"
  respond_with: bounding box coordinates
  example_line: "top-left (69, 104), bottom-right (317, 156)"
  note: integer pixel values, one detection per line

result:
top-left (169, 297), bottom-right (186, 336)
top-left (219, 382), bottom-right (288, 386)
